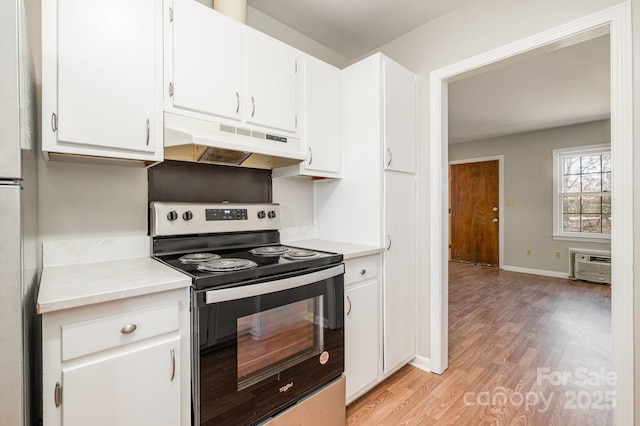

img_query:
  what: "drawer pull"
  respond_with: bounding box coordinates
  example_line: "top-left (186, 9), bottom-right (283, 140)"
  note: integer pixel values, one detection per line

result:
top-left (346, 296), bottom-right (352, 316)
top-left (121, 324), bottom-right (137, 334)
top-left (360, 269), bottom-right (366, 275)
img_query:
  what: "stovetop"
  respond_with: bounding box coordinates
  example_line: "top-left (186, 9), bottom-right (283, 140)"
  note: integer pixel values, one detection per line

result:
top-left (150, 202), bottom-right (343, 290)
top-left (155, 244), bottom-right (343, 290)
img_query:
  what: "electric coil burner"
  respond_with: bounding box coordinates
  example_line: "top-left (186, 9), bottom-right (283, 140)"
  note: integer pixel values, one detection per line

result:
top-left (150, 202), bottom-right (345, 426)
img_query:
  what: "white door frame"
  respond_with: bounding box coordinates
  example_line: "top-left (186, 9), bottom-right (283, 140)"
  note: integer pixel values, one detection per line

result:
top-left (429, 3), bottom-right (633, 423)
top-left (449, 156), bottom-right (504, 269)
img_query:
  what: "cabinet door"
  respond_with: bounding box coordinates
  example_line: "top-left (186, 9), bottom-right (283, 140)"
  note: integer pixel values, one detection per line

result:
top-left (171, 0), bottom-right (243, 121)
top-left (245, 29), bottom-right (298, 133)
top-left (62, 337), bottom-right (181, 426)
top-left (383, 172), bottom-right (417, 373)
top-left (302, 55), bottom-right (341, 175)
top-left (383, 59), bottom-right (416, 173)
top-left (55, 0), bottom-right (159, 154)
top-left (345, 281), bottom-right (379, 401)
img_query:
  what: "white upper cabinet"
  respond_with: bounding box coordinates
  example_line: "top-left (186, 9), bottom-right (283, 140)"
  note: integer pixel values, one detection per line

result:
top-left (383, 58), bottom-right (417, 174)
top-left (244, 28), bottom-right (298, 134)
top-left (170, 0), bottom-right (243, 121)
top-left (273, 54), bottom-right (341, 178)
top-left (165, 0), bottom-right (300, 136)
top-left (42, 0), bottom-right (163, 162)
top-left (301, 55), bottom-right (341, 176)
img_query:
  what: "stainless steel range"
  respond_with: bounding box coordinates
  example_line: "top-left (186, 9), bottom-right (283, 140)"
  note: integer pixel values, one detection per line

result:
top-left (150, 202), bottom-right (345, 426)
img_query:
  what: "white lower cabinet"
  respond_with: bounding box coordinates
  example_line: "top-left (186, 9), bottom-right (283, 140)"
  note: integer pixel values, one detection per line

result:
top-left (344, 255), bottom-right (381, 404)
top-left (42, 289), bottom-right (191, 425)
top-left (62, 337), bottom-right (181, 425)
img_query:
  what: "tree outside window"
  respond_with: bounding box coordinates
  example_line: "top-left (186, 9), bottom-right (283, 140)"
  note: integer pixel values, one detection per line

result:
top-left (553, 145), bottom-right (611, 240)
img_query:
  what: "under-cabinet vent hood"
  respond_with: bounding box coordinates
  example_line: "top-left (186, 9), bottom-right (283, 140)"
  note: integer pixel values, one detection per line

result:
top-left (163, 112), bottom-right (305, 170)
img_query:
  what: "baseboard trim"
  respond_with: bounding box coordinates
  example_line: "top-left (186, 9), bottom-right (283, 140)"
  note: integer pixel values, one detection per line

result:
top-left (409, 355), bottom-right (432, 373)
top-left (502, 265), bottom-right (569, 279)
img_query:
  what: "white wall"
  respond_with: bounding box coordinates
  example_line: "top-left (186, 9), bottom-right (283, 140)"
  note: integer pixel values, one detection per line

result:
top-left (368, 0), bottom-right (630, 362)
top-left (272, 176), bottom-right (316, 241)
top-left (449, 120), bottom-right (611, 274)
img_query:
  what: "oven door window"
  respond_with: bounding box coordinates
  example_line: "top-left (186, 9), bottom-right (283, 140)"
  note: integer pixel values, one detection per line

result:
top-left (237, 296), bottom-right (324, 390)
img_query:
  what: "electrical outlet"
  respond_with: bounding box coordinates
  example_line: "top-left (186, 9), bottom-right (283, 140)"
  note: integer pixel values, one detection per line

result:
top-left (506, 198), bottom-right (516, 206)
top-left (526, 249), bottom-right (532, 256)
top-left (554, 251), bottom-right (561, 259)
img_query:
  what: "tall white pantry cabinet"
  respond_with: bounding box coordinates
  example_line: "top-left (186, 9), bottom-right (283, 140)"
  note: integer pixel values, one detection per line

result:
top-left (315, 53), bottom-right (418, 396)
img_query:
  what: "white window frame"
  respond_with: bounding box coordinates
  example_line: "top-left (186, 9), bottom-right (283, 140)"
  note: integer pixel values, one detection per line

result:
top-left (552, 144), bottom-right (611, 242)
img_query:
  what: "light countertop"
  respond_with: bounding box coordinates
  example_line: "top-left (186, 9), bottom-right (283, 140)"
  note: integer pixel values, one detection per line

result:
top-left (284, 239), bottom-right (384, 260)
top-left (37, 237), bottom-right (191, 314)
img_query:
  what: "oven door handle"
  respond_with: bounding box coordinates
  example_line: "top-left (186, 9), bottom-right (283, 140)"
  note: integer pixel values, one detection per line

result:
top-left (205, 264), bottom-right (345, 304)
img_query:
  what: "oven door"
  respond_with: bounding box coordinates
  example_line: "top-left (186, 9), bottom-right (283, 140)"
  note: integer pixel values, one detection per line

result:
top-left (194, 264), bottom-right (345, 426)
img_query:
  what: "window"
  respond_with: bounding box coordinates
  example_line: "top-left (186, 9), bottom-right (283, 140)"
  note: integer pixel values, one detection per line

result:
top-left (553, 145), bottom-right (611, 240)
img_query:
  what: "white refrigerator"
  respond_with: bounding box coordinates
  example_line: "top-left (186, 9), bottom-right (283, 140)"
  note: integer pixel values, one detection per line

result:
top-left (0, 0), bottom-right (39, 424)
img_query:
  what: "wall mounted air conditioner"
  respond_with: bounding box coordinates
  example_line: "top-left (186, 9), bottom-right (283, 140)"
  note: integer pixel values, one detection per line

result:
top-left (574, 253), bottom-right (611, 284)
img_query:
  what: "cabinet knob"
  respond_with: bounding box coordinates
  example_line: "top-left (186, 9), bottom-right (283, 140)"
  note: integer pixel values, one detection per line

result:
top-left (360, 269), bottom-right (366, 275)
top-left (121, 324), bottom-right (137, 334)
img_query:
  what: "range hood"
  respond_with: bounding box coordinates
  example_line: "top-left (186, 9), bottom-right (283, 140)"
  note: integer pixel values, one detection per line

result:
top-left (163, 112), bottom-right (306, 170)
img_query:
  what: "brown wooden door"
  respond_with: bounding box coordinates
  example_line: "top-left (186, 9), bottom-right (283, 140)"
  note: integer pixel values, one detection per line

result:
top-left (449, 160), bottom-right (499, 266)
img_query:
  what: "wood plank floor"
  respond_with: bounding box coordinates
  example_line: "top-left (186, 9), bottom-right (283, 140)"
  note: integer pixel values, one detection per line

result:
top-left (346, 262), bottom-right (612, 425)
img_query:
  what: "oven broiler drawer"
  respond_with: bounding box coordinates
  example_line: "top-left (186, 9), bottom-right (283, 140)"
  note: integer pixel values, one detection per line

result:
top-left (61, 302), bottom-right (180, 361)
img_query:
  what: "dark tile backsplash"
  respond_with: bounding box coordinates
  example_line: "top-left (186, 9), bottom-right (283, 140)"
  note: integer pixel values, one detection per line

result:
top-left (148, 160), bottom-right (272, 204)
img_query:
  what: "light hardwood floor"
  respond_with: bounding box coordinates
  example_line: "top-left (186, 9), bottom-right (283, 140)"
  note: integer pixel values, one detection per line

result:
top-left (346, 262), bottom-right (612, 425)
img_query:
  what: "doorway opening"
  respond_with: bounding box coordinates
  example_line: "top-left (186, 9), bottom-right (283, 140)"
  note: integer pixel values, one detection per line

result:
top-left (428, 4), bottom-right (633, 423)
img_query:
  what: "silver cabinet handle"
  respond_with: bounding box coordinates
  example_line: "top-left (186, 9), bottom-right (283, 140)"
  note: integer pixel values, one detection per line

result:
top-left (121, 324), bottom-right (137, 334)
top-left (308, 147), bottom-right (313, 165)
top-left (386, 235), bottom-right (392, 251)
top-left (54, 382), bottom-right (62, 407)
top-left (251, 96), bottom-right (255, 117)
top-left (346, 296), bottom-right (352, 316)
top-left (360, 269), bottom-right (366, 275)
top-left (51, 113), bottom-right (57, 132)
top-left (145, 119), bottom-right (150, 146)
top-left (235, 92), bottom-right (240, 114)
top-left (492, 218), bottom-right (498, 223)
top-left (386, 148), bottom-right (392, 166)
top-left (170, 347), bottom-right (176, 381)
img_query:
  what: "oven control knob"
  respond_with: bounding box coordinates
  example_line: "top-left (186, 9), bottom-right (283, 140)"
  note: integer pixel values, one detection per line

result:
top-left (182, 211), bottom-right (193, 221)
top-left (257, 210), bottom-right (266, 219)
top-left (167, 211), bottom-right (178, 221)
top-left (268, 210), bottom-right (277, 219)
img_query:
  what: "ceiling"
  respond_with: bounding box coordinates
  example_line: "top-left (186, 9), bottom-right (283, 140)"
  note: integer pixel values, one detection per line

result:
top-left (448, 34), bottom-right (611, 144)
top-left (247, 0), bottom-right (611, 144)
top-left (247, 0), bottom-right (477, 59)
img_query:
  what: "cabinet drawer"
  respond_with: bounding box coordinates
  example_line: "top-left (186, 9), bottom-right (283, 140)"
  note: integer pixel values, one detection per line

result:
top-left (61, 303), bottom-right (179, 361)
top-left (345, 258), bottom-right (379, 285)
